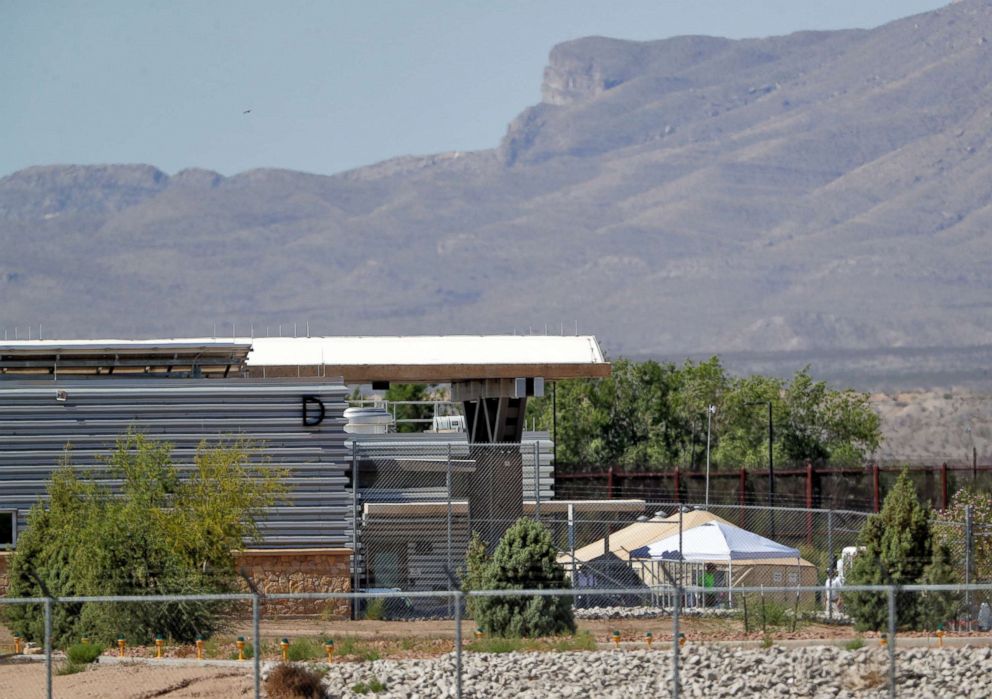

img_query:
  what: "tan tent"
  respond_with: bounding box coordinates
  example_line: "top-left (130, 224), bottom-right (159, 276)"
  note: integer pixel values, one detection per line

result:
top-left (560, 510), bottom-right (817, 606)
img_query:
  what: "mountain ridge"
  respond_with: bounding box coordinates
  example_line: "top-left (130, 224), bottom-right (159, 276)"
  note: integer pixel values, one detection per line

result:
top-left (2, 0), bottom-right (992, 385)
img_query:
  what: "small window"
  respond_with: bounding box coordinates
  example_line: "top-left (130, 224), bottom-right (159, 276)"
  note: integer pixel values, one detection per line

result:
top-left (0, 511), bottom-right (14, 547)
top-left (772, 571), bottom-right (783, 584)
top-left (787, 572), bottom-right (799, 585)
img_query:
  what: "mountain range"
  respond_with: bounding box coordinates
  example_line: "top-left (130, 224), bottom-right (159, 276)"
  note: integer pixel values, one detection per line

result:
top-left (3, 0), bottom-right (992, 386)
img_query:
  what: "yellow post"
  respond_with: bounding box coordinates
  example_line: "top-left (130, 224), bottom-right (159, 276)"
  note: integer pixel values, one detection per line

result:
top-left (879, 634), bottom-right (887, 648)
top-left (280, 638), bottom-right (290, 662)
top-left (611, 630), bottom-right (621, 649)
top-left (12, 633), bottom-right (21, 654)
top-left (474, 627), bottom-right (484, 640)
top-left (236, 636), bottom-right (246, 661)
top-left (936, 626), bottom-right (945, 649)
top-left (678, 633), bottom-right (686, 649)
top-left (196, 636), bottom-right (204, 660)
top-left (155, 634), bottom-right (164, 659)
top-left (645, 631), bottom-right (653, 648)
top-left (117, 635), bottom-right (126, 657)
top-left (324, 640), bottom-right (334, 663)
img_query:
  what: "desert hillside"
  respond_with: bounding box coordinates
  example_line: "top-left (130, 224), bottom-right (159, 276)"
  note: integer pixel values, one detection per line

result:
top-left (2, 1), bottom-right (991, 386)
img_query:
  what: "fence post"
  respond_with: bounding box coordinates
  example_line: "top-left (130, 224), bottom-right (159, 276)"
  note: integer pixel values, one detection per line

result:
top-left (534, 441), bottom-right (541, 520)
top-left (940, 463), bottom-right (948, 512)
top-left (454, 590), bottom-right (463, 699)
top-left (827, 510), bottom-right (834, 621)
top-left (253, 592), bottom-right (261, 699)
top-left (887, 586), bottom-right (896, 699)
top-left (607, 466), bottom-right (614, 499)
top-left (738, 468), bottom-right (747, 528)
top-left (447, 443), bottom-right (453, 589)
top-left (805, 460), bottom-right (814, 546)
top-left (872, 463), bottom-right (881, 513)
top-left (965, 505), bottom-right (974, 626)
top-left (672, 581), bottom-right (681, 699)
top-left (352, 441), bottom-right (360, 619)
top-left (44, 596), bottom-right (52, 699)
top-left (568, 503), bottom-right (577, 584)
top-left (674, 467), bottom-right (681, 504)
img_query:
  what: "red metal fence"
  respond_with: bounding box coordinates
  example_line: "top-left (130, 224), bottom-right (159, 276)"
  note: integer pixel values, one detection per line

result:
top-left (554, 462), bottom-right (992, 513)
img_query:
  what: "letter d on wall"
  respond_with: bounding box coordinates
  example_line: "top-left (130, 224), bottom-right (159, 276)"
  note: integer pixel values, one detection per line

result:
top-left (302, 396), bottom-right (325, 426)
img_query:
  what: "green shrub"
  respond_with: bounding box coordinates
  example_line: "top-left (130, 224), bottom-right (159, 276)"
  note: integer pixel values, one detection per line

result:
top-left (4, 434), bottom-right (285, 646)
top-left (470, 518), bottom-right (575, 638)
top-left (364, 598), bottom-right (386, 621)
top-left (352, 677), bottom-right (387, 694)
top-left (845, 637), bottom-right (865, 651)
top-left (756, 598), bottom-right (789, 628)
top-left (461, 532), bottom-right (490, 620)
top-left (286, 637), bottom-right (324, 662)
top-left (229, 641), bottom-right (254, 660)
top-left (66, 642), bottom-right (104, 664)
top-left (842, 471), bottom-right (959, 631)
top-left (336, 636), bottom-right (380, 662)
top-left (56, 661), bottom-right (87, 676)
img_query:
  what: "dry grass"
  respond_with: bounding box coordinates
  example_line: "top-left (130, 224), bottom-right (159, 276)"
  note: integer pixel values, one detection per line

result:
top-left (264, 663), bottom-right (324, 699)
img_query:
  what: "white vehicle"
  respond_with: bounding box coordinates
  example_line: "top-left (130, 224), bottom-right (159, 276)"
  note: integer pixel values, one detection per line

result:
top-left (825, 546), bottom-right (864, 614)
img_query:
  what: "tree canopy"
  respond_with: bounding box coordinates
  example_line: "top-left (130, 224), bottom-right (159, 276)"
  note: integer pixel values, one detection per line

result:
top-left (526, 358), bottom-right (881, 469)
top-left (4, 434), bottom-right (285, 644)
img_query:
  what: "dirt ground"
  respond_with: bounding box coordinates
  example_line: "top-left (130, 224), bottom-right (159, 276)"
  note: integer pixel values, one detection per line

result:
top-left (1, 617), bottom-right (990, 698)
top-left (0, 658), bottom-right (256, 699)
top-left (235, 616), bottom-right (872, 644)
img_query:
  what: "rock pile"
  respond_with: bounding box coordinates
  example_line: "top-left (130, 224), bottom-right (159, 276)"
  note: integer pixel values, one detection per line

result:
top-left (308, 645), bottom-right (992, 698)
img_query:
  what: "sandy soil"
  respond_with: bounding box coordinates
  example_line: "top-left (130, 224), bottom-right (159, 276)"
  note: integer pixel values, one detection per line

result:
top-left (0, 658), bottom-right (255, 698)
top-left (236, 616), bottom-right (978, 644)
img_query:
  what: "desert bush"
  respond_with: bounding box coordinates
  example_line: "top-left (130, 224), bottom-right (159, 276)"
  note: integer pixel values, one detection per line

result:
top-left (287, 637), bottom-right (324, 662)
top-left (66, 642), bottom-right (104, 664)
top-left (470, 517), bottom-right (575, 638)
top-left (4, 434), bottom-right (285, 645)
top-left (265, 663), bottom-right (325, 699)
top-left (352, 677), bottom-right (387, 694)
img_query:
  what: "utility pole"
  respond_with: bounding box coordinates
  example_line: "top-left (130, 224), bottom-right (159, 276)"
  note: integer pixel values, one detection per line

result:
top-left (705, 405), bottom-right (716, 509)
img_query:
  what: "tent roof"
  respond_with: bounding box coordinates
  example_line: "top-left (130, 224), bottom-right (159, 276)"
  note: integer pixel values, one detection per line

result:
top-left (632, 521), bottom-right (802, 562)
top-left (563, 510), bottom-right (731, 564)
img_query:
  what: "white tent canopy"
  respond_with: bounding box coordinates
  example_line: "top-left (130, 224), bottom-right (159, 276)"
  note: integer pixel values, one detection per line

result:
top-left (630, 521), bottom-right (801, 562)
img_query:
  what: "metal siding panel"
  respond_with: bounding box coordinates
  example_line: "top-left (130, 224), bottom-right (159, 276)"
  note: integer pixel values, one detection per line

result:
top-left (0, 379), bottom-right (351, 549)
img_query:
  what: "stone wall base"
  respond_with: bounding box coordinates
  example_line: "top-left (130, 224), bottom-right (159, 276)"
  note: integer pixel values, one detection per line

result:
top-left (234, 548), bottom-right (352, 619)
top-left (0, 549), bottom-right (352, 620)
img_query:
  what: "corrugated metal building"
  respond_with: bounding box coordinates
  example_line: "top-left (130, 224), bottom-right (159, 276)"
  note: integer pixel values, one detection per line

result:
top-left (0, 339), bottom-right (352, 550)
top-left (0, 378), bottom-right (350, 549)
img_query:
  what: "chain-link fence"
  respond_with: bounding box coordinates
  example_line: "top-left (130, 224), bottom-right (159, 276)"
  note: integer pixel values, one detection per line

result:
top-left (351, 440), bottom-right (552, 618)
top-left (3, 584), bottom-right (992, 699)
top-left (347, 435), bottom-right (989, 623)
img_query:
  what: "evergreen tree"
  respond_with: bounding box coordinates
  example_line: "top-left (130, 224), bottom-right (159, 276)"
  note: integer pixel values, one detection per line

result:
top-left (461, 531), bottom-right (490, 620)
top-left (843, 471), bottom-right (957, 631)
top-left (471, 518), bottom-right (575, 637)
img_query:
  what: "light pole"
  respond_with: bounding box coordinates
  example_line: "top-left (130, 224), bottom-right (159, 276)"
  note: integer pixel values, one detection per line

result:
top-left (678, 505), bottom-right (694, 593)
top-left (705, 405), bottom-right (716, 509)
top-left (746, 401), bottom-right (775, 536)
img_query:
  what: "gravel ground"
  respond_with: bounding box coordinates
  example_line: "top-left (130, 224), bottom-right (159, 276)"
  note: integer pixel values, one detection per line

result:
top-left (313, 645), bottom-right (992, 698)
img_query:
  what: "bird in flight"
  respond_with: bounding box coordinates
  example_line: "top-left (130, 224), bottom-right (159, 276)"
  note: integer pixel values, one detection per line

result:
top-left (243, 109), bottom-right (252, 114)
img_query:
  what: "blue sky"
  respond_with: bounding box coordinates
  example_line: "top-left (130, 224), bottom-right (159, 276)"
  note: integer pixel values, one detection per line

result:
top-left (1, 1), bottom-right (948, 177)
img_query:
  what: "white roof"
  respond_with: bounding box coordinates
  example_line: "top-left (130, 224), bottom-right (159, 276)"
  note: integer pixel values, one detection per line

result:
top-left (1, 336), bottom-right (605, 365)
top-left (245, 335), bottom-right (605, 366)
top-left (2, 335), bottom-right (609, 381)
top-left (633, 521), bottom-right (801, 562)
